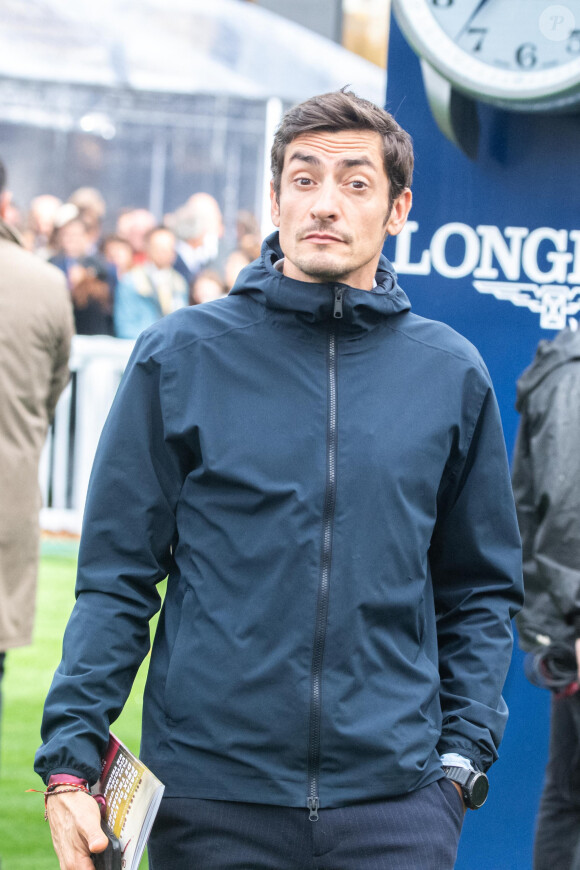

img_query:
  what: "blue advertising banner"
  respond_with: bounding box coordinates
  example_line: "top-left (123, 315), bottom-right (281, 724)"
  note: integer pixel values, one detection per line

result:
top-left (385, 15), bottom-right (580, 870)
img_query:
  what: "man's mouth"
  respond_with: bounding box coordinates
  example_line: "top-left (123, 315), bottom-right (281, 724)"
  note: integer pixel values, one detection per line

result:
top-left (302, 232), bottom-right (345, 243)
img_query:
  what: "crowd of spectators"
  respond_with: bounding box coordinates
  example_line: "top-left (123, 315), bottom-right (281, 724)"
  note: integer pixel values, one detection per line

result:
top-left (8, 186), bottom-right (262, 339)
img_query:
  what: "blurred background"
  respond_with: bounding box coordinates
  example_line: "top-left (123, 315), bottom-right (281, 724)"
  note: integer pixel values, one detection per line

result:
top-left (0, 0), bottom-right (387, 242)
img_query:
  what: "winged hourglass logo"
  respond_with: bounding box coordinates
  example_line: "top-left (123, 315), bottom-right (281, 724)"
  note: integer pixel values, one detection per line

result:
top-left (473, 282), bottom-right (580, 330)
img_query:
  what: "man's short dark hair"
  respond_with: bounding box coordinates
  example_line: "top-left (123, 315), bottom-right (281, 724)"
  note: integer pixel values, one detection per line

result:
top-left (270, 89), bottom-right (414, 210)
top-left (0, 158), bottom-right (6, 195)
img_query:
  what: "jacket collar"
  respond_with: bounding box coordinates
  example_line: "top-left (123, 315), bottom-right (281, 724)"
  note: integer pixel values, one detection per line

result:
top-left (229, 232), bottom-right (411, 332)
top-left (0, 218), bottom-right (23, 246)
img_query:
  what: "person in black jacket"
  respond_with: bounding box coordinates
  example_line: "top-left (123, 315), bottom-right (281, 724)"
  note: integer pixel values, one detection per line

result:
top-left (36, 90), bottom-right (523, 870)
top-left (512, 325), bottom-right (580, 870)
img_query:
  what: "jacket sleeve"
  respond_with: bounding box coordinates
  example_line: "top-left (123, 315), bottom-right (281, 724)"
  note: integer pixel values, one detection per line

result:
top-left (35, 328), bottom-right (193, 785)
top-left (430, 374), bottom-right (523, 772)
top-left (513, 364), bottom-right (580, 634)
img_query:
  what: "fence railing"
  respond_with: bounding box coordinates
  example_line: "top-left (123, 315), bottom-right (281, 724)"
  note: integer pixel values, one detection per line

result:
top-left (39, 335), bottom-right (135, 535)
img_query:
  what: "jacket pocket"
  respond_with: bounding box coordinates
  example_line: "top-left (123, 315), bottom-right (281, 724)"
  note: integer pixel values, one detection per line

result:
top-left (163, 588), bottom-right (195, 722)
top-left (437, 777), bottom-right (466, 822)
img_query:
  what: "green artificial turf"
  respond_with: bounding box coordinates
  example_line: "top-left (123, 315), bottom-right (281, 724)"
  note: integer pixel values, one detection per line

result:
top-left (0, 539), bottom-right (156, 869)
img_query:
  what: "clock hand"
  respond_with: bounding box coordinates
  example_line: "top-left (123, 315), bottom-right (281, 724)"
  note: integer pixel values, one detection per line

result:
top-left (456, 0), bottom-right (494, 40)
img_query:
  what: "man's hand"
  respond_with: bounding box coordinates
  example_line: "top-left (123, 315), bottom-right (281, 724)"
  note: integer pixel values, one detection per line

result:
top-left (450, 780), bottom-right (467, 812)
top-left (46, 788), bottom-right (109, 870)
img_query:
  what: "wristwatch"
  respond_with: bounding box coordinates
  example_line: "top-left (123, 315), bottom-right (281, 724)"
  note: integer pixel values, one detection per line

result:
top-left (442, 763), bottom-right (489, 810)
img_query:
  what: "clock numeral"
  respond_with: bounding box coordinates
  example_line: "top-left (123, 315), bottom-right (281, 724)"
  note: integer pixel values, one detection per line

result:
top-left (567, 29), bottom-right (580, 54)
top-left (516, 43), bottom-right (537, 69)
top-left (467, 27), bottom-right (487, 52)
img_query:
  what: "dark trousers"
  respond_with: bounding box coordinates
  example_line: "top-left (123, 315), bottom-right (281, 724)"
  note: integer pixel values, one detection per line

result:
top-left (534, 692), bottom-right (580, 870)
top-left (148, 779), bottom-right (464, 870)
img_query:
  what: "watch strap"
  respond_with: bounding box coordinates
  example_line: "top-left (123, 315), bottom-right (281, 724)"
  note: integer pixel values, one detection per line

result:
top-left (442, 764), bottom-right (472, 786)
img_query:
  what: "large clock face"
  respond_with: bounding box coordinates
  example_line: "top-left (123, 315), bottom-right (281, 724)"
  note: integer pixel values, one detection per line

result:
top-left (392, 0), bottom-right (580, 108)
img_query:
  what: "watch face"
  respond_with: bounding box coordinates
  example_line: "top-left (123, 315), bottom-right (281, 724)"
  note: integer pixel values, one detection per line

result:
top-left (392, 0), bottom-right (580, 108)
top-left (470, 772), bottom-right (489, 809)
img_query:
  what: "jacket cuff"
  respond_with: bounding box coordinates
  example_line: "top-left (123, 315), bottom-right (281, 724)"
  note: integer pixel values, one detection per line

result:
top-left (437, 738), bottom-right (488, 772)
top-left (48, 773), bottom-right (90, 788)
top-left (574, 612), bottom-right (580, 639)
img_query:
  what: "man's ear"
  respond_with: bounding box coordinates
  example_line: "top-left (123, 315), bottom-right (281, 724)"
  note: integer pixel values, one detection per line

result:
top-left (270, 180), bottom-right (281, 228)
top-left (385, 188), bottom-right (412, 237)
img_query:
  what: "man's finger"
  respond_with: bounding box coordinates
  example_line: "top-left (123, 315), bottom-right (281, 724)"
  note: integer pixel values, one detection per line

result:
top-left (87, 826), bottom-right (110, 854)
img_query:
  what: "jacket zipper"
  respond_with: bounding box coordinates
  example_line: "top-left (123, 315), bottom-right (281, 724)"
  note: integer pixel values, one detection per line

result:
top-left (307, 287), bottom-right (342, 822)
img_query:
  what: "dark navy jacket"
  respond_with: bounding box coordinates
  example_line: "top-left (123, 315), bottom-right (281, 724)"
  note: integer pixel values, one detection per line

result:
top-left (36, 233), bottom-right (523, 811)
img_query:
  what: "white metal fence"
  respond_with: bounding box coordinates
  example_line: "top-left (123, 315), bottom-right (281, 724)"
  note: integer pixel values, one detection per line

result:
top-left (39, 335), bottom-right (135, 535)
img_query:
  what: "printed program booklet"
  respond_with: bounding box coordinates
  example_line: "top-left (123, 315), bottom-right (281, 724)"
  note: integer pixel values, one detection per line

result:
top-left (92, 732), bottom-right (164, 870)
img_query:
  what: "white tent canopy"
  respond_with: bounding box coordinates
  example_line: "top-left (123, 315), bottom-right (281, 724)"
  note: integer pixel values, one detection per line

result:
top-left (0, 0), bottom-right (385, 105)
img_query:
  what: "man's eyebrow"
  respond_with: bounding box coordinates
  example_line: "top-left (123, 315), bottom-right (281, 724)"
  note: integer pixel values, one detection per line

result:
top-left (338, 157), bottom-right (375, 170)
top-left (288, 152), bottom-right (322, 166)
top-left (288, 153), bottom-right (377, 171)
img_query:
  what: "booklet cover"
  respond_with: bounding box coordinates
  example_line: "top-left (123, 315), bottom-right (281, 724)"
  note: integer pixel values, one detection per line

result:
top-left (92, 732), bottom-right (165, 870)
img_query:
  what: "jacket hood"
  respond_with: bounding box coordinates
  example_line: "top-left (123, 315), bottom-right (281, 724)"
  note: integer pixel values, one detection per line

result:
top-left (229, 231), bottom-right (411, 332)
top-left (516, 326), bottom-right (580, 410)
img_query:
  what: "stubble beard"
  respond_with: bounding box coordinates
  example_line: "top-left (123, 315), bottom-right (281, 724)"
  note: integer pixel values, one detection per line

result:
top-left (293, 226), bottom-right (354, 283)
top-left (292, 241), bottom-right (379, 286)
top-left (291, 213), bottom-right (391, 284)
top-left (296, 256), bottom-right (351, 283)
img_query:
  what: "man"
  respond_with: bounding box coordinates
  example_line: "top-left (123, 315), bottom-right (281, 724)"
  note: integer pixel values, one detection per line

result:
top-left (67, 187), bottom-right (107, 256)
top-left (113, 225), bottom-right (189, 338)
top-left (0, 159), bottom-right (74, 733)
top-left (35, 91), bottom-right (522, 870)
top-left (25, 193), bottom-right (62, 258)
top-left (115, 208), bottom-right (157, 266)
top-left (170, 192), bottom-right (225, 288)
top-left (512, 325), bottom-right (580, 870)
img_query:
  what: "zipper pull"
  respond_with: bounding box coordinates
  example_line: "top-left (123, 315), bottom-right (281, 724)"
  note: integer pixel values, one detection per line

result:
top-left (308, 796), bottom-right (319, 822)
top-left (333, 287), bottom-right (344, 319)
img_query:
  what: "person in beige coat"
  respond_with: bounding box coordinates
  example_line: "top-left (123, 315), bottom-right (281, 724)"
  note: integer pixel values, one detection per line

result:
top-left (0, 159), bottom-right (74, 728)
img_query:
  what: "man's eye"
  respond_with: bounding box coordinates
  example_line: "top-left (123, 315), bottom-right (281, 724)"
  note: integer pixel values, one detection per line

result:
top-left (296, 177), bottom-right (312, 186)
top-left (351, 181), bottom-right (367, 189)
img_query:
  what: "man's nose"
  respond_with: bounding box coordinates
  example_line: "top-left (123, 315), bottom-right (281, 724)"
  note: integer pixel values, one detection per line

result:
top-left (310, 181), bottom-right (339, 220)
